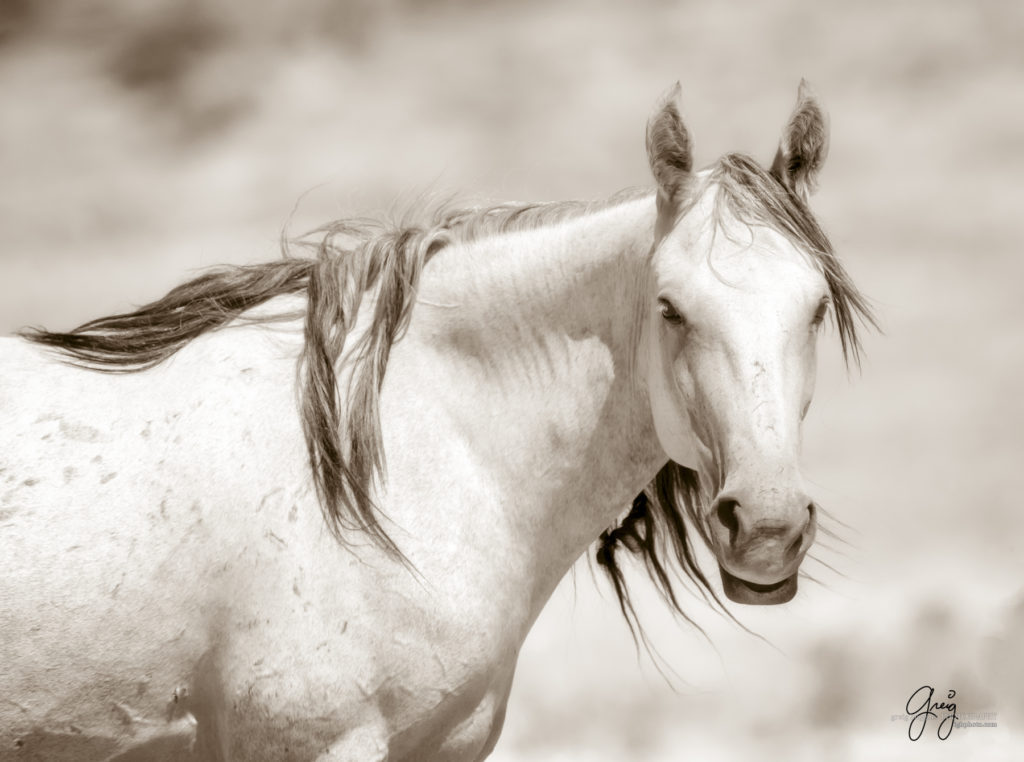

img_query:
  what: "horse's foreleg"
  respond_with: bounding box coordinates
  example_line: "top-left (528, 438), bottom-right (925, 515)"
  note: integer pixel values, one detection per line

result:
top-left (314, 717), bottom-right (391, 762)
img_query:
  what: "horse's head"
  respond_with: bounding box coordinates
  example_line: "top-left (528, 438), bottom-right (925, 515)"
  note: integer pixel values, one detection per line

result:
top-left (642, 82), bottom-right (836, 605)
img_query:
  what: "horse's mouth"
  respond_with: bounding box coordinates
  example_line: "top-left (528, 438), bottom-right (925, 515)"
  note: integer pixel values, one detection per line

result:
top-left (718, 566), bottom-right (798, 605)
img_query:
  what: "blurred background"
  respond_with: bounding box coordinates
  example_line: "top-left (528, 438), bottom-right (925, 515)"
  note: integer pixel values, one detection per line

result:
top-left (2, 0), bottom-right (1022, 759)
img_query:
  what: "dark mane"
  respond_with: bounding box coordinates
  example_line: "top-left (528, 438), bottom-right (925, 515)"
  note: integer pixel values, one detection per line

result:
top-left (596, 153), bottom-right (876, 638)
top-left (19, 189), bottom-right (645, 557)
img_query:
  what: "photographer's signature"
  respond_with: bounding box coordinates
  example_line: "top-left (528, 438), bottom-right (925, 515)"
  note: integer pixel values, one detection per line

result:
top-left (905, 685), bottom-right (958, 741)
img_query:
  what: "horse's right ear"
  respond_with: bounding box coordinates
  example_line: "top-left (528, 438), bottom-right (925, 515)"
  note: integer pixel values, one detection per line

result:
top-left (646, 82), bottom-right (693, 226)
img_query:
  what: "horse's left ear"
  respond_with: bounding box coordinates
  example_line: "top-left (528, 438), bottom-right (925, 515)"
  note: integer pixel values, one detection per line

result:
top-left (771, 79), bottom-right (829, 199)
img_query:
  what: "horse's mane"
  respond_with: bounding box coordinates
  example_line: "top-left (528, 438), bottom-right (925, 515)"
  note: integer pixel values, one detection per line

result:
top-left (21, 155), bottom-right (873, 633)
top-left (19, 188), bottom-right (647, 558)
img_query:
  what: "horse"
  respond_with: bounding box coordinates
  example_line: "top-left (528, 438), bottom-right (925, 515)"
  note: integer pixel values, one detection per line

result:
top-left (0, 81), bottom-right (872, 761)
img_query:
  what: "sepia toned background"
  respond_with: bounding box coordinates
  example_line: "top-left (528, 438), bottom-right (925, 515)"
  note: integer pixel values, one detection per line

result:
top-left (2, 0), bottom-right (1022, 759)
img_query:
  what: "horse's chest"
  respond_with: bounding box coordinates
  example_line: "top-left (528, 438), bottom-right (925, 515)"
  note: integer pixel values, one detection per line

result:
top-left (222, 647), bottom-right (513, 761)
top-left (216, 574), bottom-right (518, 761)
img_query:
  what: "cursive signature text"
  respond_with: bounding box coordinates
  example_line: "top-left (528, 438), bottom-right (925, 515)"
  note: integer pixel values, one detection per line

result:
top-left (906, 685), bottom-right (958, 741)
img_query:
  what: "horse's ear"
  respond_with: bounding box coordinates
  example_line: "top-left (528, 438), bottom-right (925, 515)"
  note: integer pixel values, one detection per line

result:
top-left (646, 82), bottom-right (693, 223)
top-left (771, 79), bottom-right (829, 200)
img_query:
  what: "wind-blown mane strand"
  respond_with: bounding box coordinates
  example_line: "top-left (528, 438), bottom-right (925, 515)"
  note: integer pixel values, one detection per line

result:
top-left (20, 260), bottom-right (315, 371)
top-left (597, 463), bottom-right (734, 640)
top-left (19, 191), bottom-right (644, 557)
top-left (288, 220), bottom-right (446, 553)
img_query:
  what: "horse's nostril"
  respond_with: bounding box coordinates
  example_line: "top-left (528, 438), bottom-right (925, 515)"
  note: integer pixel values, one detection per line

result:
top-left (786, 532), bottom-right (803, 558)
top-left (715, 498), bottom-right (740, 546)
top-left (785, 503), bottom-right (815, 560)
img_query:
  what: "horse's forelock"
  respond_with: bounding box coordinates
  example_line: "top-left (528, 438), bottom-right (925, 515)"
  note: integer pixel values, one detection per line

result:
top-left (708, 153), bottom-right (878, 365)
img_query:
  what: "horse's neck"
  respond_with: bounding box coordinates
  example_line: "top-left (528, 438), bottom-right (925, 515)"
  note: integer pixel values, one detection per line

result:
top-left (404, 195), bottom-right (667, 610)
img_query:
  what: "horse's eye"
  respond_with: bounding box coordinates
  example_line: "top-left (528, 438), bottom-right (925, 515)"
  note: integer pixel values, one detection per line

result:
top-left (811, 300), bottom-right (830, 329)
top-left (658, 298), bottom-right (685, 326)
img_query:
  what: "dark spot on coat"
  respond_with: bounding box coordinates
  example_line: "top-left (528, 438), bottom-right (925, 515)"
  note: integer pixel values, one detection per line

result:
top-left (287, 503), bottom-right (298, 523)
top-left (100, 473), bottom-right (118, 484)
top-left (256, 488), bottom-right (283, 513)
top-left (265, 530), bottom-right (287, 549)
top-left (91, 455), bottom-right (103, 464)
top-left (60, 420), bottom-right (100, 442)
top-left (22, 477), bottom-right (39, 486)
top-left (63, 466), bottom-right (76, 484)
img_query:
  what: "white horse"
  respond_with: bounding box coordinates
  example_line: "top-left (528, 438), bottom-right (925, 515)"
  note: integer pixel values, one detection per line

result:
top-left (0, 82), bottom-right (871, 760)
